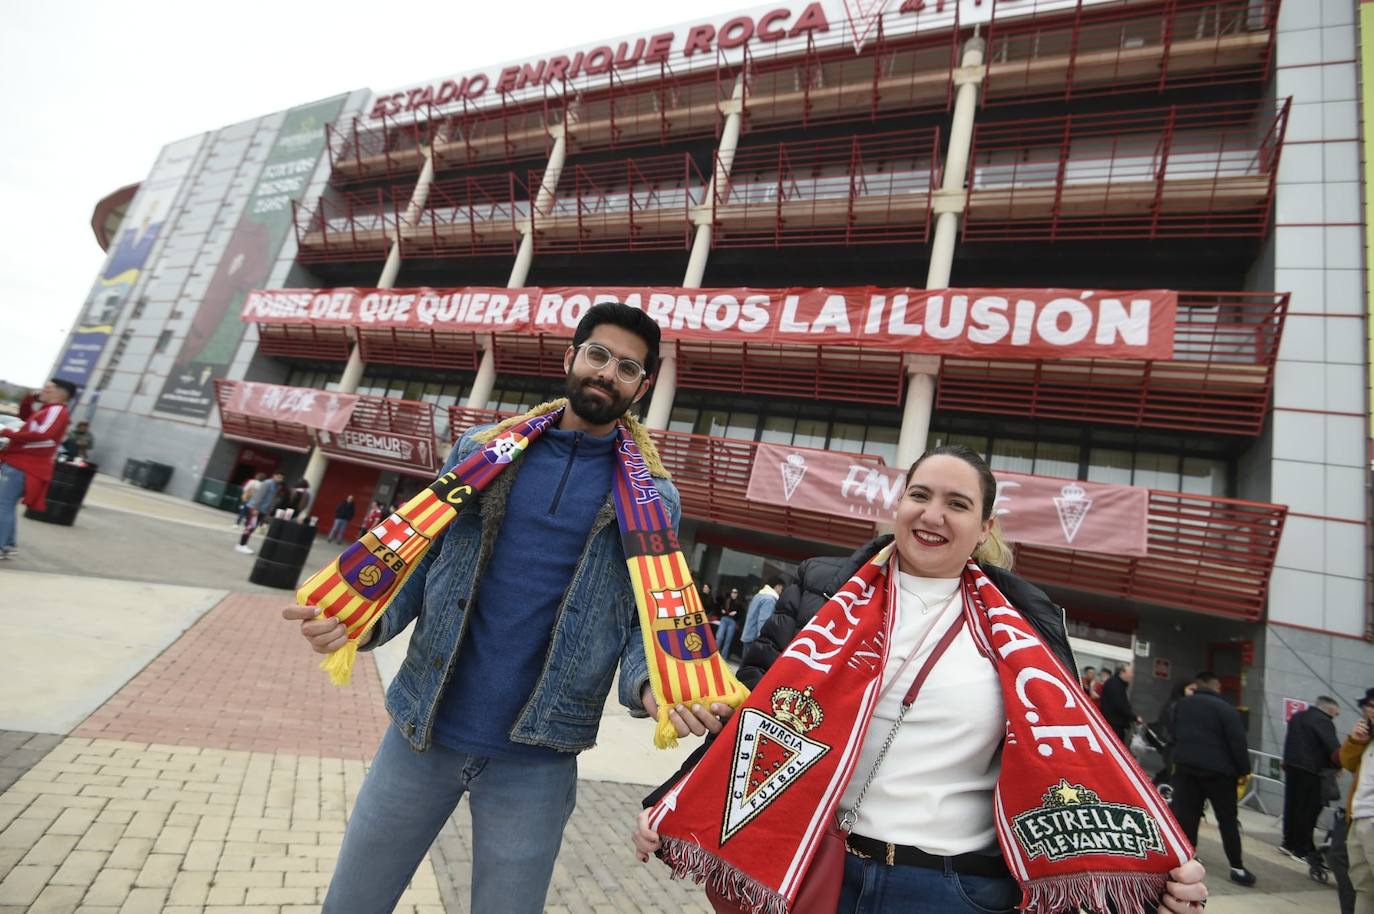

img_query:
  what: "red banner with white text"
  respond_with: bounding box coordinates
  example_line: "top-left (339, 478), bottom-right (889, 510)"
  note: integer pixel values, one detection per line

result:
top-left (744, 443), bottom-right (1149, 556)
top-left (223, 382), bottom-right (359, 433)
top-left (242, 286), bottom-right (1177, 360)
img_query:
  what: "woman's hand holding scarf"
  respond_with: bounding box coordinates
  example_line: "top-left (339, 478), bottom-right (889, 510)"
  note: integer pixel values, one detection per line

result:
top-left (1159, 860), bottom-right (1208, 913)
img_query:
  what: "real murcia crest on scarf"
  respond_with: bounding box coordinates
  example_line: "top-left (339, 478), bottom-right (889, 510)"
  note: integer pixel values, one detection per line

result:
top-left (722, 686), bottom-right (830, 844)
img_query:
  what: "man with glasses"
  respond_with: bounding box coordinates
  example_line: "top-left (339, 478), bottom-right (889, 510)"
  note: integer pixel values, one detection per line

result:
top-left (286, 303), bottom-right (728, 914)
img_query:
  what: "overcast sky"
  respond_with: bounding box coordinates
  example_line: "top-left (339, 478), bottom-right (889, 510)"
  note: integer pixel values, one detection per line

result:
top-left (0, 0), bottom-right (750, 388)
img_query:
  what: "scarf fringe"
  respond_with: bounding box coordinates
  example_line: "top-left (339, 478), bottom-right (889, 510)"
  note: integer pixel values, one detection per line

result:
top-left (1020, 870), bottom-right (1169, 914)
top-left (659, 835), bottom-right (789, 914)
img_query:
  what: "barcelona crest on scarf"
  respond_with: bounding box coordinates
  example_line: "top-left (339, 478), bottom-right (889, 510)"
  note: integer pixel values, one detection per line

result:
top-left (295, 400), bottom-right (749, 748)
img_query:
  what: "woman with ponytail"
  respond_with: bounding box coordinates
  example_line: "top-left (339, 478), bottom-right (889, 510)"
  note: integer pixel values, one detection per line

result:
top-left (634, 446), bottom-right (1207, 914)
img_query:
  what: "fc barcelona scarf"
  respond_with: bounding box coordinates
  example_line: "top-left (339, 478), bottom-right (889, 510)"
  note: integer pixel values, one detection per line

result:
top-left (295, 400), bottom-right (749, 748)
top-left (647, 545), bottom-right (1193, 914)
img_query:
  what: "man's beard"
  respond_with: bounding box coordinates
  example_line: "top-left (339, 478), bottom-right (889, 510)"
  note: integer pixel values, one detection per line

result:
top-left (565, 374), bottom-right (636, 425)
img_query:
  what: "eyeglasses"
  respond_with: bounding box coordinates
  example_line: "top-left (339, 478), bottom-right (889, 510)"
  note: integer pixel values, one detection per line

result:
top-left (577, 342), bottom-right (647, 384)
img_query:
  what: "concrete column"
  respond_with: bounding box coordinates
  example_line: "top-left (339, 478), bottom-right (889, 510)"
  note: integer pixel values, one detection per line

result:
top-left (895, 35), bottom-right (986, 467)
top-left (465, 132), bottom-right (569, 410)
top-left (303, 132), bottom-right (449, 490)
top-left (644, 76), bottom-right (747, 429)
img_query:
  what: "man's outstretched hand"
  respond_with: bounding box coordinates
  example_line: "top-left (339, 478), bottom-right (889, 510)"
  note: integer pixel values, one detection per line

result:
top-left (642, 685), bottom-right (734, 738)
top-left (282, 605), bottom-right (370, 653)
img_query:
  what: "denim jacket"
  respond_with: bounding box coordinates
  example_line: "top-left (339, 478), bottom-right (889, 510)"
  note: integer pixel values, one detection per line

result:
top-left (364, 423), bottom-right (681, 753)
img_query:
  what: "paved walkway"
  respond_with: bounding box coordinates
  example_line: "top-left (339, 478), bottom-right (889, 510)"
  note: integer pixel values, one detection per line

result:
top-left (0, 474), bottom-right (1342, 912)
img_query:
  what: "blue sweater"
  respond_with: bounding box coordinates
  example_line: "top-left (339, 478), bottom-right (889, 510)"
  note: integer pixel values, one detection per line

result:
top-left (431, 425), bottom-right (618, 759)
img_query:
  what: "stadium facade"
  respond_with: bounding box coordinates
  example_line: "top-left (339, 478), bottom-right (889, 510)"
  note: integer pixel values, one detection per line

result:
top-left (55, 0), bottom-right (1371, 789)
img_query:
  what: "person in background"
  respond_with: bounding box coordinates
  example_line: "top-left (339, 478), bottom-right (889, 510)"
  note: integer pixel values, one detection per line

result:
top-left (362, 500), bottom-right (384, 531)
top-left (236, 471), bottom-right (284, 554)
top-left (1093, 668), bottom-right (1110, 705)
top-left (1080, 665), bottom-right (1097, 695)
top-left (327, 494), bottom-right (357, 544)
top-left (714, 587), bottom-right (743, 662)
top-left (1101, 664), bottom-right (1141, 741)
top-left (1281, 696), bottom-right (1342, 863)
top-left (1152, 679), bottom-right (1199, 787)
top-left (237, 473), bottom-right (265, 527)
top-left (0, 379), bottom-right (74, 560)
top-left (1339, 688), bottom-right (1374, 914)
top-left (60, 420), bottom-right (94, 461)
top-left (739, 575), bottom-right (784, 656)
top-left (1170, 671), bottom-right (1256, 887)
top-left (290, 479), bottom-right (314, 518)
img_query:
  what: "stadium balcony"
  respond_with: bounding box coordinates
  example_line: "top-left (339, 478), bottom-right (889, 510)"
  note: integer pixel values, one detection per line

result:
top-left (445, 405), bottom-right (1286, 622)
top-left (292, 189), bottom-right (395, 263)
top-left (526, 152), bottom-right (709, 253)
top-left (215, 380), bottom-right (443, 476)
top-left (394, 173), bottom-right (526, 258)
top-left (980, 0), bottom-right (1278, 106)
top-left (936, 291), bottom-right (1289, 436)
top-left (319, 0), bottom-right (1276, 189)
top-left (710, 128), bottom-right (941, 248)
top-left (962, 97), bottom-right (1290, 242)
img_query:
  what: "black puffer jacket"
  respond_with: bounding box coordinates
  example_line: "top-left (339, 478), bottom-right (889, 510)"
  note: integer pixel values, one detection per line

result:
top-left (645, 536), bottom-right (1076, 807)
top-left (737, 535), bottom-right (1076, 687)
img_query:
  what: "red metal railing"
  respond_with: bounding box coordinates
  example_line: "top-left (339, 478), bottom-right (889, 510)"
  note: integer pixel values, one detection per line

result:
top-left (428, 96), bottom-right (557, 171)
top-left (559, 58), bottom-right (725, 153)
top-left (397, 172), bottom-right (525, 259)
top-left (490, 334), bottom-right (572, 378)
top-left (1015, 490), bottom-right (1287, 622)
top-left (739, 14), bottom-right (960, 131)
top-left (983, 0), bottom-right (1280, 105)
top-left (963, 97), bottom-right (1290, 241)
top-left (254, 324), bottom-right (352, 362)
top-left (442, 406), bottom-right (1286, 618)
top-left (675, 341), bottom-right (905, 405)
top-left (317, 395), bottom-right (441, 475)
top-left (215, 380), bottom-right (442, 476)
top-left (936, 291), bottom-right (1288, 435)
top-left (529, 152), bottom-right (708, 253)
top-left (356, 328), bottom-right (482, 371)
top-left (325, 110), bottom-right (433, 185)
top-left (292, 188), bottom-right (394, 263)
top-left (213, 379), bottom-right (312, 453)
top-left (713, 128), bottom-right (941, 247)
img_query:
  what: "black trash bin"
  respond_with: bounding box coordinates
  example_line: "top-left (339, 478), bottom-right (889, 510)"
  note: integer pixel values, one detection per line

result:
top-left (249, 517), bottom-right (319, 590)
top-left (25, 461), bottom-right (99, 526)
top-left (122, 458), bottom-right (150, 486)
top-left (141, 461), bottom-right (174, 492)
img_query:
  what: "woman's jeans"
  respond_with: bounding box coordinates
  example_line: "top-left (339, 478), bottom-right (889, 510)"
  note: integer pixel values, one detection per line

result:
top-left (837, 850), bottom-right (1021, 913)
top-left (322, 725), bottom-right (578, 914)
top-left (716, 616), bottom-right (740, 660)
top-left (0, 464), bottom-right (25, 550)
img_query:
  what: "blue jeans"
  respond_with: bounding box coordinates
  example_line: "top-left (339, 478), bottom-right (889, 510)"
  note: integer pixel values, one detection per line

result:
top-left (837, 850), bottom-right (1021, 913)
top-left (323, 725), bottom-right (578, 914)
top-left (716, 616), bottom-right (739, 660)
top-left (0, 464), bottom-right (25, 550)
top-left (327, 518), bottom-right (348, 543)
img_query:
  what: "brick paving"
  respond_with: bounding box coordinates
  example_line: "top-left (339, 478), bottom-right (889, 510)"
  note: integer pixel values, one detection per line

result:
top-left (0, 734), bottom-right (61, 798)
top-left (74, 593), bottom-right (389, 760)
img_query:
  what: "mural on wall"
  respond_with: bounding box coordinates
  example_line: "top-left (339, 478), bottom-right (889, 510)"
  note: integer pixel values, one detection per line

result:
top-left (54, 136), bottom-right (204, 390)
top-left (154, 94), bottom-right (347, 419)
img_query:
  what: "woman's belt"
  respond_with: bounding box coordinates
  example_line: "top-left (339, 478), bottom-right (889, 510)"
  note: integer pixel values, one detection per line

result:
top-left (845, 833), bottom-right (1011, 879)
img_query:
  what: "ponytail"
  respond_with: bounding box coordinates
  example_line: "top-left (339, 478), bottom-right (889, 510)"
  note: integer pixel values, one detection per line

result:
top-left (973, 519), bottom-right (1015, 569)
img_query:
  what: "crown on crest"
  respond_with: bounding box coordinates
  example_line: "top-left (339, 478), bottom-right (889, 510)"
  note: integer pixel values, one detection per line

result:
top-left (771, 685), bottom-right (824, 734)
top-left (1059, 483), bottom-right (1086, 501)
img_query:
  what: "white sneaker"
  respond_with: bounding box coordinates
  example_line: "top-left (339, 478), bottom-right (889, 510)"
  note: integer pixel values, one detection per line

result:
top-left (234, 544), bottom-right (254, 554)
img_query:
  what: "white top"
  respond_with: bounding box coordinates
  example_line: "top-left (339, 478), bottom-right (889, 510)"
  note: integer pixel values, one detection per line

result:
top-left (1353, 740), bottom-right (1374, 820)
top-left (838, 569), bottom-right (1005, 855)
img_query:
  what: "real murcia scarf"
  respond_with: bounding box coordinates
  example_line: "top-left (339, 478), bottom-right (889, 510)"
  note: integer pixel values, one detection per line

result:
top-left (647, 545), bottom-right (1192, 914)
top-left (295, 400), bottom-right (749, 747)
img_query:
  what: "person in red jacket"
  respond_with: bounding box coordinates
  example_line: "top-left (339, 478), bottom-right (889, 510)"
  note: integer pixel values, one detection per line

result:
top-left (0, 379), bottom-right (75, 558)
